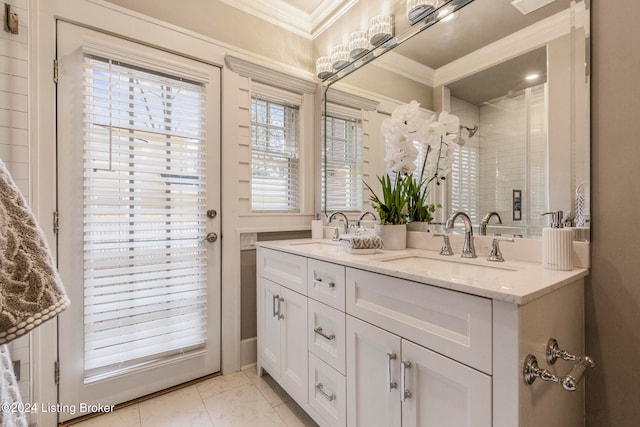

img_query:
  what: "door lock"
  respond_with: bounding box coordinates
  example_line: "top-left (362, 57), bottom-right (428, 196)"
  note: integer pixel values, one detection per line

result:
top-left (206, 209), bottom-right (217, 219)
top-left (205, 232), bottom-right (218, 242)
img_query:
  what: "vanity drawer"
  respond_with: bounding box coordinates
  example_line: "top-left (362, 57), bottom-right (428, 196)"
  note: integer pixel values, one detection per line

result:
top-left (346, 268), bottom-right (493, 374)
top-left (258, 247), bottom-right (307, 295)
top-left (308, 299), bottom-right (346, 375)
top-left (308, 352), bottom-right (346, 427)
top-left (307, 258), bottom-right (345, 311)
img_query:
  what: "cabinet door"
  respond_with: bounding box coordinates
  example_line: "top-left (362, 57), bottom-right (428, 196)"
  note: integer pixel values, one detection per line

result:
top-left (279, 286), bottom-right (308, 404)
top-left (347, 316), bottom-right (402, 427)
top-left (401, 340), bottom-right (491, 427)
top-left (259, 278), bottom-right (282, 377)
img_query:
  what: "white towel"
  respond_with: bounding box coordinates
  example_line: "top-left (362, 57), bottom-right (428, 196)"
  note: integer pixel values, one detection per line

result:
top-left (0, 344), bottom-right (27, 426)
top-left (0, 159), bottom-right (69, 345)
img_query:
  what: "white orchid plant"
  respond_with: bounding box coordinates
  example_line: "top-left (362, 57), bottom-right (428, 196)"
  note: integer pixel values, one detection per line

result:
top-left (366, 100), bottom-right (461, 224)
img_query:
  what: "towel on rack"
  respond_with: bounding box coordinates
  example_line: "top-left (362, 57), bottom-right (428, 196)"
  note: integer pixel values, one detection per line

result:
top-left (0, 160), bottom-right (69, 345)
top-left (0, 344), bottom-right (28, 427)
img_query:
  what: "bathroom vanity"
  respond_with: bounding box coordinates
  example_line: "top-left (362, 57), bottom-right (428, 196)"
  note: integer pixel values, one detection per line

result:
top-left (256, 238), bottom-right (590, 427)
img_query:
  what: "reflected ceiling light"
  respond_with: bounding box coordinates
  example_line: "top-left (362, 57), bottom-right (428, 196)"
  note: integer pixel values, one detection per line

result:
top-left (348, 30), bottom-right (370, 59)
top-left (438, 8), bottom-right (457, 22)
top-left (526, 73), bottom-right (540, 81)
top-left (368, 15), bottom-right (394, 46)
top-left (316, 56), bottom-right (333, 79)
top-left (330, 44), bottom-right (350, 70)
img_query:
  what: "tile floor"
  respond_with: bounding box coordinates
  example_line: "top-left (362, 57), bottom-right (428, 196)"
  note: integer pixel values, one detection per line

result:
top-left (70, 367), bottom-right (319, 427)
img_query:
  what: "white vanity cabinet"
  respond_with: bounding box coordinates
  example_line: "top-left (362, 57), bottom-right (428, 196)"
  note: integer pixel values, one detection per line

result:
top-left (257, 243), bottom-right (588, 427)
top-left (257, 249), bottom-right (308, 405)
top-left (346, 288), bottom-right (491, 427)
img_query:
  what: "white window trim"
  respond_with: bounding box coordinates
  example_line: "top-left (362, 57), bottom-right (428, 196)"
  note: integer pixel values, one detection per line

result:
top-left (224, 54), bottom-right (316, 217)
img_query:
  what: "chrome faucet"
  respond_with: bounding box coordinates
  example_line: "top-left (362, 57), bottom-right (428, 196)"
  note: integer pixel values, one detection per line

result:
top-left (445, 211), bottom-right (476, 258)
top-left (328, 211), bottom-right (350, 240)
top-left (356, 211), bottom-right (377, 227)
top-left (480, 211), bottom-right (502, 236)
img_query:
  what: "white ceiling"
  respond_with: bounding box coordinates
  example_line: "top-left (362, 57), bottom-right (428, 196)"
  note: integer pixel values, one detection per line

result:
top-left (217, 0), bottom-right (356, 39)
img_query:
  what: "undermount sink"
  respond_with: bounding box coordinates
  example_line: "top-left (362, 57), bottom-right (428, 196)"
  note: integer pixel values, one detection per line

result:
top-left (378, 254), bottom-right (522, 273)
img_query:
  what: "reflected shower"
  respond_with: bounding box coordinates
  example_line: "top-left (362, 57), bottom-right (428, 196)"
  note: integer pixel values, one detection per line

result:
top-left (460, 124), bottom-right (479, 138)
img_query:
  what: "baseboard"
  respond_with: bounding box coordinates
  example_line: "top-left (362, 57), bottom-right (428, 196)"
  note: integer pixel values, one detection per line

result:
top-left (240, 337), bottom-right (257, 370)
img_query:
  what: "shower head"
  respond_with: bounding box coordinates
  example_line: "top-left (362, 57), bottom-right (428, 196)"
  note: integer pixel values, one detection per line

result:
top-left (460, 124), bottom-right (479, 138)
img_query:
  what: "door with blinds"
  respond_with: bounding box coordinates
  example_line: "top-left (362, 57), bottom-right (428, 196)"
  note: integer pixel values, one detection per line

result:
top-left (56, 22), bottom-right (221, 420)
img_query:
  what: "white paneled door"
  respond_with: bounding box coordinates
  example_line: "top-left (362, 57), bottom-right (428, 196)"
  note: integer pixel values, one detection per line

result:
top-left (56, 22), bottom-right (221, 422)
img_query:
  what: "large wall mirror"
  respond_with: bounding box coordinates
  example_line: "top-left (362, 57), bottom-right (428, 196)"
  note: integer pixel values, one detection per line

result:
top-left (321, 0), bottom-right (590, 239)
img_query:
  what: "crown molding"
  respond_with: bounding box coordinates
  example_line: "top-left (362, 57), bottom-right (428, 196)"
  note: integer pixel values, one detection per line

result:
top-left (310, 0), bottom-right (359, 39)
top-left (218, 0), bottom-right (355, 40)
top-left (225, 55), bottom-right (317, 94)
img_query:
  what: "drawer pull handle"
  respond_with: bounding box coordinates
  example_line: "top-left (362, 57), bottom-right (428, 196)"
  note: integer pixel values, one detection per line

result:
top-left (401, 361), bottom-right (412, 401)
top-left (272, 294), bottom-right (279, 318)
top-left (314, 326), bottom-right (335, 341)
top-left (315, 383), bottom-right (336, 402)
top-left (313, 278), bottom-right (335, 288)
top-left (277, 297), bottom-right (284, 320)
top-left (387, 353), bottom-right (397, 391)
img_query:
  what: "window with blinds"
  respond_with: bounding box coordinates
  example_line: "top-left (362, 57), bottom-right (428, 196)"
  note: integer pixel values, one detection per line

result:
top-left (82, 55), bottom-right (208, 380)
top-left (449, 142), bottom-right (480, 224)
top-left (323, 113), bottom-right (362, 212)
top-left (250, 92), bottom-right (300, 212)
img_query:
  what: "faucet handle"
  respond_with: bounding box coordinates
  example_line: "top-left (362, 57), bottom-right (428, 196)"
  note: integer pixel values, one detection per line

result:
top-left (433, 233), bottom-right (454, 256)
top-left (487, 237), bottom-right (514, 262)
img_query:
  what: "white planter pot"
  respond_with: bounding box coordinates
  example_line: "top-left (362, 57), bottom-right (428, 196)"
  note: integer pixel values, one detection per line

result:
top-left (374, 224), bottom-right (407, 250)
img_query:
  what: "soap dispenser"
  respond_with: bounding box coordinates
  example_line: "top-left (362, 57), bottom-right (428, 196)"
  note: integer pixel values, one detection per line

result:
top-left (541, 210), bottom-right (573, 271)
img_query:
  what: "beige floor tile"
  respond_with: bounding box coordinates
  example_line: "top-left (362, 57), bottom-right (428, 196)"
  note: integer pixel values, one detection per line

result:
top-left (203, 383), bottom-right (286, 427)
top-left (196, 371), bottom-right (251, 401)
top-left (71, 404), bottom-right (141, 427)
top-left (246, 366), bottom-right (292, 407)
top-left (274, 400), bottom-right (319, 427)
top-left (138, 385), bottom-right (213, 427)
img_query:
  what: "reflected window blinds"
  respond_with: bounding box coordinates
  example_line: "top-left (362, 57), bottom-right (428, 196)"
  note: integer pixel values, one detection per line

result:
top-left (323, 113), bottom-right (362, 212)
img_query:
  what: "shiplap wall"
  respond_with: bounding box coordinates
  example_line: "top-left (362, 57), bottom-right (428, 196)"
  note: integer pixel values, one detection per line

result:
top-left (0, 0), bottom-right (31, 407)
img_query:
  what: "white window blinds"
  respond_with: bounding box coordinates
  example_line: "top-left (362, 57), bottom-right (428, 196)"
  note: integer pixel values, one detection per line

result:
top-left (323, 111), bottom-right (362, 212)
top-left (250, 87), bottom-right (300, 212)
top-left (82, 55), bottom-right (208, 380)
top-left (450, 142), bottom-right (480, 224)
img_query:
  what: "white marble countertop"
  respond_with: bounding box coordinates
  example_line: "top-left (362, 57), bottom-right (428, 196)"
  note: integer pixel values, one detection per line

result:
top-left (258, 238), bottom-right (589, 305)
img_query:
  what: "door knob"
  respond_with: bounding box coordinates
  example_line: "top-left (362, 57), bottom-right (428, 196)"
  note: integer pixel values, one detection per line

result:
top-left (205, 232), bottom-right (218, 242)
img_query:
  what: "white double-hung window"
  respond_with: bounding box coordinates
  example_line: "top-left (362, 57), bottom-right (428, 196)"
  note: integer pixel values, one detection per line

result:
top-left (322, 105), bottom-right (363, 212)
top-left (250, 83), bottom-right (301, 212)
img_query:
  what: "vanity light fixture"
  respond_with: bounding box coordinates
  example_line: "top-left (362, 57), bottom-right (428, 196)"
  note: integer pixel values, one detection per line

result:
top-left (407, 0), bottom-right (440, 25)
top-left (348, 30), bottom-right (370, 59)
top-left (330, 44), bottom-right (351, 70)
top-left (316, 56), bottom-right (333, 79)
top-left (368, 15), bottom-right (394, 46)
